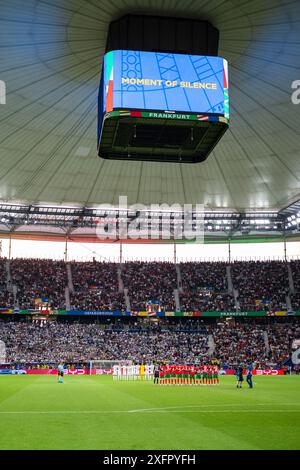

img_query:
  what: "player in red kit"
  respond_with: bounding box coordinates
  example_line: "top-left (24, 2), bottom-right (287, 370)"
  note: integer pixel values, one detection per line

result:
top-left (213, 365), bottom-right (219, 385)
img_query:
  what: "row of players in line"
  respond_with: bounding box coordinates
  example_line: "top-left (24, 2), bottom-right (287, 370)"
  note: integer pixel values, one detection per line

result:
top-left (154, 365), bottom-right (220, 385)
top-left (154, 364), bottom-right (254, 388)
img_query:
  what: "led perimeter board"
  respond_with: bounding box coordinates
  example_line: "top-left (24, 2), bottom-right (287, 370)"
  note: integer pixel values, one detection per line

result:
top-left (98, 50), bottom-right (229, 163)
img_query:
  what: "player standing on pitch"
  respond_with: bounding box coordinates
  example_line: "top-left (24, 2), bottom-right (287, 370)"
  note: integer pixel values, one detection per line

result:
top-left (236, 365), bottom-right (244, 388)
top-left (57, 363), bottom-right (64, 383)
top-left (153, 365), bottom-right (160, 384)
top-left (246, 363), bottom-right (253, 389)
top-left (213, 365), bottom-right (219, 385)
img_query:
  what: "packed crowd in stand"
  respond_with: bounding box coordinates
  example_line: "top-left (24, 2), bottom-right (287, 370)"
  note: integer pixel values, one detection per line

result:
top-left (10, 258), bottom-right (67, 309)
top-left (0, 320), bottom-right (209, 363)
top-left (122, 262), bottom-right (177, 311)
top-left (104, 318), bottom-right (208, 333)
top-left (179, 262), bottom-right (235, 311)
top-left (70, 261), bottom-right (124, 311)
top-left (213, 322), bottom-right (268, 366)
top-left (231, 261), bottom-right (289, 311)
top-left (0, 258), bottom-right (299, 312)
top-left (0, 259), bottom-right (14, 307)
top-left (0, 317), bottom-right (299, 369)
top-left (290, 260), bottom-right (300, 310)
top-left (267, 322), bottom-right (300, 365)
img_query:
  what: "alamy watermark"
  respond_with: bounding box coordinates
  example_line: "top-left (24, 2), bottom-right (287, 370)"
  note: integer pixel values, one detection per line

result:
top-left (0, 80), bottom-right (6, 105)
top-left (95, 196), bottom-right (205, 242)
top-left (292, 347), bottom-right (300, 365)
top-left (291, 80), bottom-right (300, 105)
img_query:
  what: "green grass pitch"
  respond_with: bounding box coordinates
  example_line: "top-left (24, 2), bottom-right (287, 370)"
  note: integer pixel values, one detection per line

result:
top-left (0, 375), bottom-right (299, 450)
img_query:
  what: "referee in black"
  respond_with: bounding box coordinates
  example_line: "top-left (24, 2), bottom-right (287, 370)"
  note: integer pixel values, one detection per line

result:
top-left (153, 365), bottom-right (160, 384)
top-left (237, 365), bottom-right (244, 388)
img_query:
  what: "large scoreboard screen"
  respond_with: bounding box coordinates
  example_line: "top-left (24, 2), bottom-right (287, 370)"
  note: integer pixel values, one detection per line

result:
top-left (98, 49), bottom-right (229, 163)
top-left (102, 50), bottom-right (229, 118)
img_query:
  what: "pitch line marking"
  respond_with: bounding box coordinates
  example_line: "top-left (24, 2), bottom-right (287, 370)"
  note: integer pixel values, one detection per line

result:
top-left (0, 404), bottom-right (299, 415)
top-left (0, 410), bottom-right (299, 415)
top-left (129, 403), bottom-right (300, 413)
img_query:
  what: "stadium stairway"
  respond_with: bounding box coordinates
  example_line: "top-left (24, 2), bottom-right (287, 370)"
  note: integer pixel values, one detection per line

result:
top-left (174, 289), bottom-right (181, 311)
top-left (65, 287), bottom-right (71, 310)
top-left (67, 263), bottom-right (74, 293)
top-left (233, 289), bottom-right (240, 310)
top-left (287, 262), bottom-right (297, 311)
top-left (12, 285), bottom-right (18, 309)
top-left (286, 293), bottom-right (292, 311)
top-left (226, 265), bottom-right (233, 292)
top-left (119, 266), bottom-right (130, 311)
top-left (226, 265), bottom-right (240, 310)
top-left (117, 267), bottom-right (124, 293)
top-left (287, 262), bottom-right (295, 294)
top-left (176, 264), bottom-right (183, 293)
top-left (208, 334), bottom-right (215, 356)
top-left (264, 331), bottom-right (270, 354)
top-left (124, 288), bottom-right (131, 311)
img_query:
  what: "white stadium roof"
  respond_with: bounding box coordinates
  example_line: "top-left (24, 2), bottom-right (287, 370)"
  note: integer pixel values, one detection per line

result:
top-left (0, 0), bottom-right (300, 212)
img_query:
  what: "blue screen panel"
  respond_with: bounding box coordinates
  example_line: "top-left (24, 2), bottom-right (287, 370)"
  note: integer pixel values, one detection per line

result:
top-left (103, 50), bottom-right (229, 117)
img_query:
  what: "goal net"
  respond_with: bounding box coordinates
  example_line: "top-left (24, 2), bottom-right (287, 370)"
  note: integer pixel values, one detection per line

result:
top-left (89, 359), bottom-right (132, 375)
